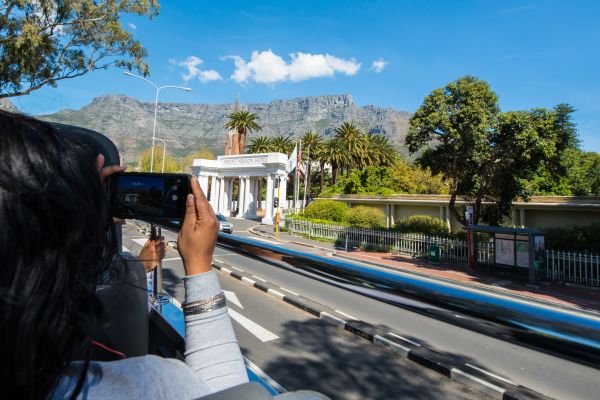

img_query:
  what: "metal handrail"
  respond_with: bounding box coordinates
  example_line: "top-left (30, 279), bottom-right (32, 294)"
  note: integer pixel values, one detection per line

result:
top-left (216, 232), bottom-right (600, 366)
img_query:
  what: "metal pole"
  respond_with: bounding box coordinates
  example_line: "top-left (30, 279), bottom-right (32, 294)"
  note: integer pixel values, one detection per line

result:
top-left (276, 177), bottom-right (281, 237)
top-left (161, 139), bottom-right (167, 173)
top-left (150, 88), bottom-right (159, 173)
top-left (303, 146), bottom-right (309, 213)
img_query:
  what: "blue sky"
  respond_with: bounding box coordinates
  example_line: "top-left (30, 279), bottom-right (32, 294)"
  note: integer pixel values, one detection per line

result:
top-left (13, 0), bottom-right (600, 151)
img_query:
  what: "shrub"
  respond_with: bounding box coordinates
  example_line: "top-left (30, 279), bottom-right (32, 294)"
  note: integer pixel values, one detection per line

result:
top-left (543, 223), bottom-right (600, 253)
top-left (303, 200), bottom-right (349, 222)
top-left (344, 206), bottom-right (386, 228)
top-left (394, 214), bottom-right (450, 237)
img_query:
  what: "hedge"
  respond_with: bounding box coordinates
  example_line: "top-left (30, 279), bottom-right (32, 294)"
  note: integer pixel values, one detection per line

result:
top-left (543, 223), bottom-right (600, 253)
top-left (394, 214), bottom-right (450, 237)
top-left (303, 200), bottom-right (349, 222)
top-left (344, 206), bottom-right (386, 229)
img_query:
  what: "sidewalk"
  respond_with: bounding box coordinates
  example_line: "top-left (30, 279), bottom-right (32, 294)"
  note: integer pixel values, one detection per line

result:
top-left (250, 224), bottom-right (600, 314)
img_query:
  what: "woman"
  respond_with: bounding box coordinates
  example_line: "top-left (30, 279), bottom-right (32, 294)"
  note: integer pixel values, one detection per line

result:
top-left (0, 110), bottom-right (247, 398)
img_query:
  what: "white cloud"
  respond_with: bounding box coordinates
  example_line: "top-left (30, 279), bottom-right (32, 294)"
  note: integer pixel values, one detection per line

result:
top-left (227, 50), bottom-right (361, 84)
top-left (128, 23), bottom-right (137, 30)
top-left (371, 58), bottom-right (388, 73)
top-left (178, 56), bottom-right (222, 83)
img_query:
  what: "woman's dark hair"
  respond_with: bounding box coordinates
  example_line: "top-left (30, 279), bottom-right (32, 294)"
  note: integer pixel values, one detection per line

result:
top-left (0, 110), bottom-right (115, 398)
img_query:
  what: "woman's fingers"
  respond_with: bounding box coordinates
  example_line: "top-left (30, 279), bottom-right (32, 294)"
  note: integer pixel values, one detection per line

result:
top-left (96, 153), bottom-right (126, 182)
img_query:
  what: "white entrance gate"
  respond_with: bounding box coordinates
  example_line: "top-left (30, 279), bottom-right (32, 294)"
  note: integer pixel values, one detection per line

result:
top-left (192, 153), bottom-right (288, 225)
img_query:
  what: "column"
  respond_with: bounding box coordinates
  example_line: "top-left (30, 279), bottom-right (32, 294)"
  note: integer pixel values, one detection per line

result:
top-left (209, 175), bottom-right (217, 211)
top-left (512, 208), bottom-right (518, 226)
top-left (238, 177), bottom-right (246, 218)
top-left (224, 179), bottom-right (233, 216)
top-left (390, 204), bottom-right (395, 227)
top-left (243, 177), bottom-right (253, 218)
top-left (249, 179), bottom-right (257, 217)
top-left (217, 177), bottom-right (225, 214)
top-left (221, 178), bottom-right (229, 216)
top-left (262, 174), bottom-right (275, 224)
top-left (519, 208), bottom-right (526, 227)
top-left (443, 206), bottom-right (449, 230)
top-left (198, 174), bottom-right (209, 196)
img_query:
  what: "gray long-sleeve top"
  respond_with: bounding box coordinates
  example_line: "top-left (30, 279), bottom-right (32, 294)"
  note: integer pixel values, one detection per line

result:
top-left (52, 270), bottom-right (249, 399)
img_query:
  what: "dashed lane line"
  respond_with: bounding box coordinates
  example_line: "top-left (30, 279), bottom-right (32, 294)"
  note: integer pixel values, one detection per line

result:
top-left (228, 308), bottom-right (280, 342)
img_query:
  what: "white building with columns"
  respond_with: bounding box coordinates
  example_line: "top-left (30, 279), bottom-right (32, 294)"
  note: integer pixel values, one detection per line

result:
top-left (192, 153), bottom-right (288, 225)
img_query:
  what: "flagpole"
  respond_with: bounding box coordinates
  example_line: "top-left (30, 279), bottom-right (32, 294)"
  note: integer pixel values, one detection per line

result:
top-left (302, 146), bottom-right (309, 213)
top-left (295, 139), bottom-right (301, 214)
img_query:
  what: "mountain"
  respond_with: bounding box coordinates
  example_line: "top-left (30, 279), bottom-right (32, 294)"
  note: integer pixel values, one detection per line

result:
top-left (0, 98), bottom-right (19, 113)
top-left (38, 94), bottom-right (411, 164)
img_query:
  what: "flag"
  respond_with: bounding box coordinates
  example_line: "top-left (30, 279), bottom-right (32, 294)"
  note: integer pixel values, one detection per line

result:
top-left (286, 145), bottom-right (297, 174)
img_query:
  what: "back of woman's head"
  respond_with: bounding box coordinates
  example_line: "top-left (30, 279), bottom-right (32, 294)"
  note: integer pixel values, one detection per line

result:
top-left (0, 110), bottom-right (115, 398)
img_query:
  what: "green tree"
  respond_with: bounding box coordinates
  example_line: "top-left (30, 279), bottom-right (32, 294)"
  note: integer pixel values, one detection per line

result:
top-left (334, 121), bottom-right (368, 176)
top-left (224, 110), bottom-right (262, 154)
top-left (181, 148), bottom-right (215, 173)
top-left (300, 131), bottom-right (324, 198)
top-left (365, 134), bottom-right (397, 167)
top-left (246, 136), bottom-right (273, 153)
top-left (1, 0), bottom-right (158, 98)
top-left (271, 135), bottom-right (294, 154)
top-left (406, 76), bottom-right (558, 226)
top-left (138, 147), bottom-right (179, 172)
top-left (319, 138), bottom-right (349, 186)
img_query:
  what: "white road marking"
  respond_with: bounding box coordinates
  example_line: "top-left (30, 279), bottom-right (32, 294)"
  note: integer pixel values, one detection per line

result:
top-left (388, 332), bottom-right (421, 347)
top-left (228, 309), bottom-right (279, 342)
top-left (280, 287), bottom-right (299, 296)
top-left (334, 309), bottom-right (358, 320)
top-left (253, 237), bottom-right (280, 245)
top-left (224, 290), bottom-right (244, 309)
top-left (162, 257), bottom-right (182, 262)
top-left (121, 245), bottom-right (131, 253)
top-left (213, 258), bottom-right (223, 264)
top-left (252, 275), bottom-right (267, 282)
top-left (132, 238), bottom-right (148, 246)
top-left (232, 266), bottom-right (244, 272)
top-left (464, 363), bottom-right (516, 385)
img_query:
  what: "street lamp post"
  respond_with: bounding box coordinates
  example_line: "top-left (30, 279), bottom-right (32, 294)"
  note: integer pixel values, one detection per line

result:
top-left (154, 137), bottom-right (175, 173)
top-left (123, 72), bottom-right (191, 172)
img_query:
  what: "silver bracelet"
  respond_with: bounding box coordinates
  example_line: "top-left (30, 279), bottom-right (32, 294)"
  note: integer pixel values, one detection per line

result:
top-left (183, 292), bottom-right (226, 316)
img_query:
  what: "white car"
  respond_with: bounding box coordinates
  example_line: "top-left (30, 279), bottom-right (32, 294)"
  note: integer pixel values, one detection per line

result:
top-left (216, 214), bottom-right (233, 233)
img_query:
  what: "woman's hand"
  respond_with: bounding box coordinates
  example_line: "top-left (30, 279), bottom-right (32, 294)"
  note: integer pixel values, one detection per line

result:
top-left (138, 237), bottom-right (167, 273)
top-left (177, 176), bottom-right (219, 276)
top-left (96, 153), bottom-right (127, 225)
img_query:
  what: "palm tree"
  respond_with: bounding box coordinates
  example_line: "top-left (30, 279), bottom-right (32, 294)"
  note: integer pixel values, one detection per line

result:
top-left (366, 134), bottom-right (397, 167)
top-left (319, 138), bottom-right (348, 185)
top-left (300, 131), bottom-right (324, 197)
top-left (246, 136), bottom-right (274, 153)
top-left (224, 111), bottom-right (262, 154)
top-left (271, 135), bottom-right (294, 155)
top-left (334, 121), bottom-right (368, 176)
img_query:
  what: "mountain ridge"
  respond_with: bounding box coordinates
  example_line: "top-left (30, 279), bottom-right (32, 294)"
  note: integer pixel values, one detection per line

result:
top-left (13, 94), bottom-right (413, 164)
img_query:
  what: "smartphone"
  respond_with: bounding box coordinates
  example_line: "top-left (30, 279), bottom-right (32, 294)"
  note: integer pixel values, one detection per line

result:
top-left (107, 172), bottom-right (192, 228)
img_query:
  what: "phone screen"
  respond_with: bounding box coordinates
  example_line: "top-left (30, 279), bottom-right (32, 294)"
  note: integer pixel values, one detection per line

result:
top-left (111, 173), bottom-right (191, 223)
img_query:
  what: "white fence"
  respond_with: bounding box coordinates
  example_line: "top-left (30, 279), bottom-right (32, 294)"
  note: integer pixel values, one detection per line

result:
top-left (541, 250), bottom-right (600, 287)
top-left (284, 218), bottom-right (495, 265)
top-left (284, 218), bottom-right (600, 287)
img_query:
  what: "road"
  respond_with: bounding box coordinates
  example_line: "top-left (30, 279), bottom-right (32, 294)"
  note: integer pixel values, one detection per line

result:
top-left (123, 219), bottom-right (600, 399)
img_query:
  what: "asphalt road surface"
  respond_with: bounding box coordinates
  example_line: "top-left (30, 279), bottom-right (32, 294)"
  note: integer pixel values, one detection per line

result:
top-left (123, 219), bottom-right (600, 399)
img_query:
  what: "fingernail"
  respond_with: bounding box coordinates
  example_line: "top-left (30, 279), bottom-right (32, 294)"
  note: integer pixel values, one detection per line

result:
top-left (187, 194), bottom-right (194, 205)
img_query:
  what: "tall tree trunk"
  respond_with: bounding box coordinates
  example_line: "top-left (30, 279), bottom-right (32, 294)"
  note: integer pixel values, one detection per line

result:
top-left (231, 133), bottom-right (239, 155)
top-left (332, 163), bottom-right (338, 184)
top-left (238, 128), bottom-right (246, 154)
top-left (346, 164), bottom-right (351, 178)
top-left (319, 161), bottom-right (325, 193)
